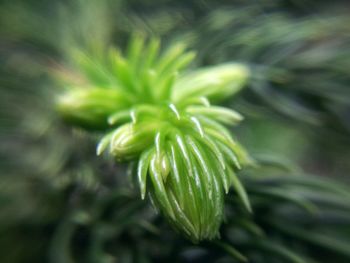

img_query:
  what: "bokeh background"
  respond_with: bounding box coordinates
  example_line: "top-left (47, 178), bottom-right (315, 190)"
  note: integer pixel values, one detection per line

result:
top-left (0, 0), bottom-right (349, 262)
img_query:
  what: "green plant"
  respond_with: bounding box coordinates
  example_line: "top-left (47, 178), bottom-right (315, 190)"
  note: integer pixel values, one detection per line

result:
top-left (2, 1), bottom-right (350, 262)
top-left (57, 35), bottom-right (251, 241)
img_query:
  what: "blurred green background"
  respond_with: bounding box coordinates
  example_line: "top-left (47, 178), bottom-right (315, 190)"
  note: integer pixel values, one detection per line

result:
top-left (0, 0), bottom-right (349, 262)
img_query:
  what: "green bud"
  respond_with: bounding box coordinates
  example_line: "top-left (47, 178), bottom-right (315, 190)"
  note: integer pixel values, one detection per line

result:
top-left (110, 123), bottom-right (157, 161)
top-left (57, 88), bottom-right (130, 130)
top-left (144, 135), bottom-right (225, 242)
top-left (173, 63), bottom-right (250, 104)
top-left (131, 105), bottom-right (252, 242)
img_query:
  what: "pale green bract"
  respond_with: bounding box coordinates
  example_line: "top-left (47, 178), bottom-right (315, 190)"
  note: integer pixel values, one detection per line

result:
top-left (57, 35), bottom-right (251, 242)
